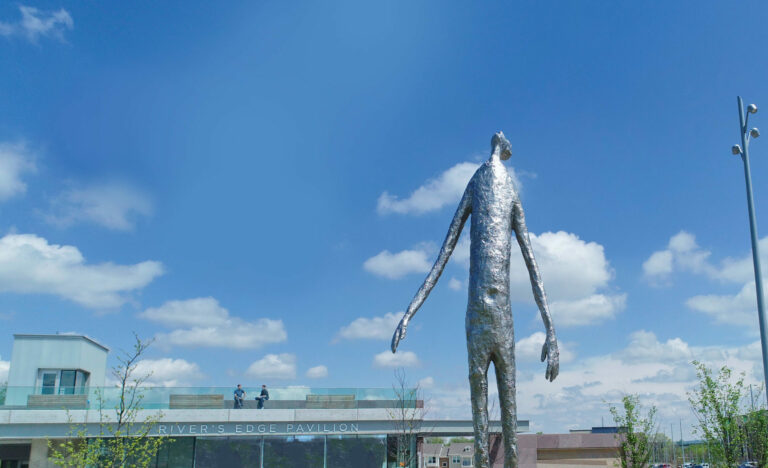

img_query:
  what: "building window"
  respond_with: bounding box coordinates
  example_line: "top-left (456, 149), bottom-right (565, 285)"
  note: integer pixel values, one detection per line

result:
top-left (41, 372), bottom-right (57, 395)
top-left (59, 370), bottom-right (76, 394)
top-left (442, 462), bottom-right (448, 467)
top-left (462, 457), bottom-right (472, 466)
top-left (428, 456), bottom-right (437, 464)
top-left (452, 455), bottom-right (461, 463)
top-left (37, 369), bottom-right (90, 395)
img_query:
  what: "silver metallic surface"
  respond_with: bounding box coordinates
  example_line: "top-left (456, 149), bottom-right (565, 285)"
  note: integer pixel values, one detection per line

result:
top-left (391, 132), bottom-right (559, 468)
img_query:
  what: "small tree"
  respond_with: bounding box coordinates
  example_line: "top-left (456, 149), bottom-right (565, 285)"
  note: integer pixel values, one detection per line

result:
top-left (387, 368), bottom-right (428, 468)
top-left (609, 394), bottom-right (658, 468)
top-left (743, 387), bottom-right (768, 468)
top-left (48, 334), bottom-right (169, 467)
top-left (688, 361), bottom-right (746, 468)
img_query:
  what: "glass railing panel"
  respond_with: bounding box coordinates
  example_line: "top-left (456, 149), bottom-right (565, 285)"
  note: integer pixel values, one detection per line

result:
top-left (0, 386), bottom-right (411, 410)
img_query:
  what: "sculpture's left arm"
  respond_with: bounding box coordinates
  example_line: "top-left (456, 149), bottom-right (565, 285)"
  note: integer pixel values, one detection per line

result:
top-left (513, 195), bottom-right (559, 381)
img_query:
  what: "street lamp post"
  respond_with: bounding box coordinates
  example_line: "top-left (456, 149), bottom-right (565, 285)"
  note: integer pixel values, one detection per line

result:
top-left (732, 96), bottom-right (768, 406)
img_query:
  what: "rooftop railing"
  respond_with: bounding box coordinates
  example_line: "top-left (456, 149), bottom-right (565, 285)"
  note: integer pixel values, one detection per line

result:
top-left (0, 386), bottom-right (420, 411)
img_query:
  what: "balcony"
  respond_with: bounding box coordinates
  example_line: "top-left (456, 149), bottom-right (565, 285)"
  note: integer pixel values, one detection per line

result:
top-left (0, 386), bottom-right (420, 411)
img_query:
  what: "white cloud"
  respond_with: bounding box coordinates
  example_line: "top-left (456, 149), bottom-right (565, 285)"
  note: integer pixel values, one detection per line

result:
top-left (140, 297), bottom-right (230, 328)
top-left (157, 322), bottom-right (286, 350)
top-left (306, 365), bottom-right (328, 379)
top-left (717, 242), bottom-right (768, 283)
top-left (616, 330), bottom-right (693, 364)
top-left (418, 376), bottom-right (434, 389)
top-left (501, 231), bottom-right (623, 326)
top-left (642, 250), bottom-right (673, 277)
top-left (645, 231), bottom-right (768, 328)
top-left (515, 332), bottom-right (575, 364)
top-left (0, 142), bottom-right (35, 202)
top-left (335, 312), bottom-right (401, 341)
top-left (377, 162), bottom-right (480, 215)
top-left (271, 386), bottom-right (311, 400)
top-left (134, 358), bottom-right (202, 387)
top-left (685, 282), bottom-right (758, 327)
top-left (373, 350), bottom-right (420, 368)
top-left (737, 340), bottom-right (762, 361)
top-left (144, 297), bottom-right (288, 350)
top-left (550, 294), bottom-right (627, 327)
top-left (0, 233), bottom-right (163, 309)
top-left (522, 231), bottom-right (625, 325)
top-left (0, 359), bottom-right (9, 382)
top-left (45, 183), bottom-right (153, 231)
top-left (643, 231), bottom-right (717, 281)
top-left (448, 277), bottom-right (463, 291)
top-left (508, 231), bottom-right (614, 302)
top-left (246, 354), bottom-right (296, 380)
top-left (643, 231), bottom-right (768, 284)
top-left (0, 6), bottom-right (73, 42)
top-left (363, 249), bottom-right (431, 279)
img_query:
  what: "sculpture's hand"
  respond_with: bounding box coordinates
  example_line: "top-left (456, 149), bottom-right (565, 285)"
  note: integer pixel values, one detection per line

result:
top-left (391, 317), bottom-right (408, 353)
top-left (540, 333), bottom-right (560, 382)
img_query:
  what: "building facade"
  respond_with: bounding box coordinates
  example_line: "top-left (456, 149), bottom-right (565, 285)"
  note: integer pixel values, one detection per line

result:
top-left (0, 334), bottom-right (617, 468)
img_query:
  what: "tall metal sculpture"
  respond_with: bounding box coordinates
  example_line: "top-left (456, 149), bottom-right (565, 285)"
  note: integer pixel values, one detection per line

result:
top-left (391, 132), bottom-right (560, 468)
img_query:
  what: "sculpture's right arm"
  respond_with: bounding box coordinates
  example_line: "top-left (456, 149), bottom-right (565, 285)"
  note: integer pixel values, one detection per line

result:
top-left (391, 183), bottom-right (472, 352)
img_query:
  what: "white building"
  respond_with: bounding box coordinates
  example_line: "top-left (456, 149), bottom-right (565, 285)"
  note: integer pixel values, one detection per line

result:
top-left (5, 334), bottom-right (108, 407)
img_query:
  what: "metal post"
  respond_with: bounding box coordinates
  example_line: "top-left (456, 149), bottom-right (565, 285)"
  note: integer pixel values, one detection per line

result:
top-left (671, 424), bottom-right (677, 466)
top-left (680, 419), bottom-right (686, 464)
top-left (737, 96), bottom-right (768, 406)
top-left (260, 436), bottom-right (264, 468)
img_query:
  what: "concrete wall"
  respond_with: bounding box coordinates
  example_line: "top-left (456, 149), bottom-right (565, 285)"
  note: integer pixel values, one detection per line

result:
top-left (29, 439), bottom-right (57, 468)
top-left (506, 433), bottom-right (619, 468)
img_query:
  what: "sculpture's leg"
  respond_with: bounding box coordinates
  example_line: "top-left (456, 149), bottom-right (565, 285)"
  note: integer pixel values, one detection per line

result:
top-left (468, 336), bottom-right (492, 468)
top-left (494, 340), bottom-right (518, 468)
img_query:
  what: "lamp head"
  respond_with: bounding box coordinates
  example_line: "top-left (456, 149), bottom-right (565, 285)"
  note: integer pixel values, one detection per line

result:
top-left (732, 144), bottom-right (743, 155)
top-left (750, 128), bottom-right (760, 138)
top-left (748, 104), bottom-right (758, 114)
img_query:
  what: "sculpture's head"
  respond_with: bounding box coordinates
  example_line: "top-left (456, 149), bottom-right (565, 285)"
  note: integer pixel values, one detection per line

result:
top-left (491, 131), bottom-right (512, 160)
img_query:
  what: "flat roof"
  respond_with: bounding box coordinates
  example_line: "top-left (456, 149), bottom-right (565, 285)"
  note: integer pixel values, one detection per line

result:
top-left (13, 334), bottom-right (110, 352)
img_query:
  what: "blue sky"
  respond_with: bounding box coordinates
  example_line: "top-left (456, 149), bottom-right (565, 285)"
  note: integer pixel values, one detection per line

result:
top-left (1, 1), bottom-right (767, 435)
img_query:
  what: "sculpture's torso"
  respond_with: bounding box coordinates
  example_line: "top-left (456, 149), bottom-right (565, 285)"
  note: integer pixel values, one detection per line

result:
top-left (466, 157), bottom-right (516, 335)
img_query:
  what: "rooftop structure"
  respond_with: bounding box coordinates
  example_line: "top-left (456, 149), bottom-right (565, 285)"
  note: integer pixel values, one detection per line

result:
top-left (5, 334), bottom-right (108, 407)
